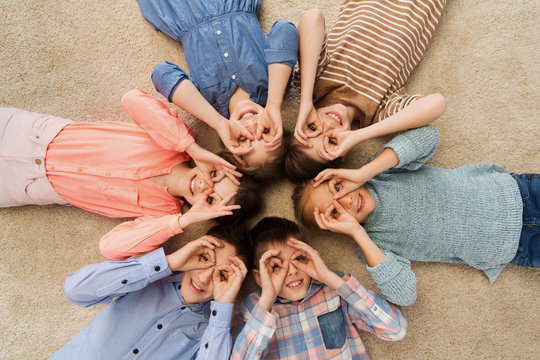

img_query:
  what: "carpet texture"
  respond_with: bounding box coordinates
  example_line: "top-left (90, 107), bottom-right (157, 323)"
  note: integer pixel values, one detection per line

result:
top-left (1, 1), bottom-right (539, 359)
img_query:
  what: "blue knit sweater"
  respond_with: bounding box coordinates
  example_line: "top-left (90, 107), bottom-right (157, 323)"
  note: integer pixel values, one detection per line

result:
top-left (358, 126), bottom-right (522, 306)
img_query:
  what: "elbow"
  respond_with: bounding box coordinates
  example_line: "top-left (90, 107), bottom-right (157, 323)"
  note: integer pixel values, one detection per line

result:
top-left (64, 275), bottom-right (91, 308)
top-left (298, 8), bottom-right (325, 32)
top-left (429, 93), bottom-right (447, 119)
top-left (99, 235), bottom-right (127, 261)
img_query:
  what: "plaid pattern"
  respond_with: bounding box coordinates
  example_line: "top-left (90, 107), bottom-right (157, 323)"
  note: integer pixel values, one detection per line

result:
top-left (231, 275), bottom-right (406, 359)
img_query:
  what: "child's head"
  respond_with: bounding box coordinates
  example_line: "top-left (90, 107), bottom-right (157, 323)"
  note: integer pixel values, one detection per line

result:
top-left (250, 217), bottom-right (312, 301)
top-left (181, 224), bottom-right (251, 305)
top-left (214, 171), bottom-right (262, 225)
top-left (292, 179), bottom-right (374, 227)
top-left (228, 100), bottom-right (290, 182)
top-left (285, 103), bottom-right (355, 180)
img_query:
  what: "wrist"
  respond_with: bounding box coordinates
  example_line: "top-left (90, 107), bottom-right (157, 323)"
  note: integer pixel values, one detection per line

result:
top-left (322, 271), bottom-right (346, 290)
top-left (185, 142), bottom-right (201, 157)
top-left (177, 214), bottom-right (191, 230)
top-left (258, 294), bottom-right (276, 312)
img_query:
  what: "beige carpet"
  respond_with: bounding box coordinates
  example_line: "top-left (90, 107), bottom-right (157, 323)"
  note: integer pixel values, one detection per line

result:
top-left (1, 1), bottom-right (539, 359)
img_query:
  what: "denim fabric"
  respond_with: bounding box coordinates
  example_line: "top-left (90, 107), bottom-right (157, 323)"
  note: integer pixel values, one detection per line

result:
top-left (317, 306), bottom-right (347, 350)
top-left (138, 0), bottom-right (298, 118)
top-left (510, 173), bottom-right (540, 267)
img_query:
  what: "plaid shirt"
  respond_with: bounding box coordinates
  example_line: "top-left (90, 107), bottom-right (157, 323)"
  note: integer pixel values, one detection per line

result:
top-left (231, 274), bottom-right (406, 359)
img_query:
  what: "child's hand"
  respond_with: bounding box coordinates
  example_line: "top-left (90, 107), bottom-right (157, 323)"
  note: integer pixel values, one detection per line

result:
top-left (179, 191), bottom-right (240, 229)
top-left (186, 143), bottom-right (242, 186)
top-left (313, 168), bottom-right (367, 199)
top-left (213, 256), bottom-right (248, 303)
top-left (314, 200), bottom-right (362, 237)
top-left (257, 250), bottom-right (289, 311)
top-left (257, 105), bottom-right (283, 152)
top-left (216, 121), bottom-right (254, 159)
top-left (166, 236), bottom-right (223, 272)
top-left (294, 102), bottom-right (321, 147)
top-left (287, 238), bottom-right (343, 288)
top-left (317, 129), bottom-right (356, 160)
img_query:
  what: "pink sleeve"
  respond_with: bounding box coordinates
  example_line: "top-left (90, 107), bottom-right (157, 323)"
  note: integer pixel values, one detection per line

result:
top-left (121, 89), bottom-right (195, 152)
top-left (99, 214), bottom-right (184, 261)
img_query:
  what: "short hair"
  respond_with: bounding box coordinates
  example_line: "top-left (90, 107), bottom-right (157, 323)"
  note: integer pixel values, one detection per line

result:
top-left (226, 131), bottom-right (292, 183)
top-left (205, 224), bottom-right (252, 270)
top-left (291, 180), bottom-right (317, 229)
top-left (213, 165), bottom-right (262, 226)
top-left (250, 217), bottom-right (305, 269)
top-left (285, 140), bottom-right (342, 181)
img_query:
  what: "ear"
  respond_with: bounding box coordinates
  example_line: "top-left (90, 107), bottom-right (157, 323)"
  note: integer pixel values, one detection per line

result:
top-left (252, 269), bottom-right (262, 287)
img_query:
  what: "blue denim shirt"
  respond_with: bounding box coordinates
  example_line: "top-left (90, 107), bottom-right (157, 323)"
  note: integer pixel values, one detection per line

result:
top-left (137, 0), bottom-right (299, 118)
top-left (49, 248), bottom-right (234, 360)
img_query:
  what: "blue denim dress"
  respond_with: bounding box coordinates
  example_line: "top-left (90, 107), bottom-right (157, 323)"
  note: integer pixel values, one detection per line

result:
top-left (137, 0), bottom-right (299, 118)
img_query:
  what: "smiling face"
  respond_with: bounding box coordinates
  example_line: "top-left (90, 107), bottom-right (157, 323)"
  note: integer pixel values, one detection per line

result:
top-left (178, 166), bottom-right (239, 207)
top-left (304, 180), bottom-right (375, 225)
top-left (254, 238), bottom-right (312, 302)
top-left (294, 103), bottom-right (356, 161)
top-left (229, 99), bottom-right (283, 169)
top-left (180, 239), bottom-right (238, 305)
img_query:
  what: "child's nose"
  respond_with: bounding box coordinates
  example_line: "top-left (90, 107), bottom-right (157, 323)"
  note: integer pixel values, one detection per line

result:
top-left (338, 194), bottom-right (353, 209)
top-left (288, 262), bottom-right (298, 276)
top-left (198, 267), bottom-right (213, 284)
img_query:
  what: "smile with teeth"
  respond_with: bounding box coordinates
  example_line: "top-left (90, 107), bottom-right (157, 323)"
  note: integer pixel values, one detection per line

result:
top-left (326, 111), bottom-right (342, 126)
top-left (286, 279), bottom-right (303, 288)
top-left (191, 279), bottom-right (204, 292)
top-left (357, 193), bottom-right (364, 213)
top-left (239, 110), bottom-right (257, 120)
top-left (190, 175), bottom-right (196, 195)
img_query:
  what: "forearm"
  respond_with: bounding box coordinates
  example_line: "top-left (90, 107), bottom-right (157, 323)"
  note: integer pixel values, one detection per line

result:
top-left (64, 248), bottom-right (172, 307)
top-left (351, 228), bottom-right (387, 268)
top-left (358, 93), bottom-right (446, 141)
top-left (266, 63), bottom-right (292, 109)
top-left (195, 302), bottom-right (235, 360)
top-left (297, 9), bottom-right (326, 104)
top-left (99, 214), bottom-right (184, 261)
top-left (356, 148), bottom-right (399, 181)
top-left (171, 79), bottom-right (228, 131)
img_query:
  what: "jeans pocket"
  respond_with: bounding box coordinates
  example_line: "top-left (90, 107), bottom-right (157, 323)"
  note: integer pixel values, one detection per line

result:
top-left (317, 306), bottom-right (346, 350)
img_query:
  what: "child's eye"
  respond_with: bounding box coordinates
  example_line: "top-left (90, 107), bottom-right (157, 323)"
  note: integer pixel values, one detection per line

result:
top-left (334, 183), bottom-right (341, 192)
top-left (328, 138), bottom-right (337, 145)
top-left (271, 263), bottom-right (280, 271)
top-left (238, 136), bottom-right (247, 143)
top-left (219, 270), bottom-right (228, 281)
top-left (199, 254), bottom-right (209, 262)
top-left (210, 170), bottom-right (217, 178)
top-left (308, 123), bottom-right (317, 132)
top-left (263, 128), bottom-right (270, 135)
top-left (206, 196), bottom-right (215, 205)
top-left (331, 209), bottom-right (339, 218)
top-left (295, 255), bottom-right (308, 263)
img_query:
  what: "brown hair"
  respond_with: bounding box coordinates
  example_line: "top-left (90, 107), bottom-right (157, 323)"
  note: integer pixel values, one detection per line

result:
top-left (205, 224), bottom-right (252, 269)
top-left (250, 217), bottom-right (305, 269)
top-left (291, 179), bottom-right (317, 229)
top-left (285, 140), bottom-right (341, 181)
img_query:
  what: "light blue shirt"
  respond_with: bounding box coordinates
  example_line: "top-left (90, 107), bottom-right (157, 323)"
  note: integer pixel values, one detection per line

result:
top-left (137, 0), bottom-right (299, 118)
top-left (49, 248), bottom-right (234, 359)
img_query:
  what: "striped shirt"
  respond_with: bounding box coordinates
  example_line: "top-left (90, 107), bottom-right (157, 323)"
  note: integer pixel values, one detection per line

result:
top-left (231, 275), bottom-right (406, 360)
top-left (297, 0), bottom-right (446, 128)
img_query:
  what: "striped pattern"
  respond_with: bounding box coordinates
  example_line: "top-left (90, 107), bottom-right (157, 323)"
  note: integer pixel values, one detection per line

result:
top-left (313, 0), bottom-right (446, 127)
top-left (231, 275), bottom-right (407, 359)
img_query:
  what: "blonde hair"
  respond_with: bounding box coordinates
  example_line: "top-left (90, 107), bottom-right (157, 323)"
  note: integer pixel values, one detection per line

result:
top-left (291, 179), bottom-right (317, 229)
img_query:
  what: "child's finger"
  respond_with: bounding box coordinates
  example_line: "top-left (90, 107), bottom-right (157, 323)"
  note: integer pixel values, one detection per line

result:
top-left (219, 191), bottom-right (238, 206)
top-left (230, 256), bottom-right (248, 277)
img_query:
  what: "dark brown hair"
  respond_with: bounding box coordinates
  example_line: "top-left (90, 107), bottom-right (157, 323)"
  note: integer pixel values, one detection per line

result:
top-left (206, 224), bottom-right (252, 269)
top-left (250, 217), bottom-right (305, 269)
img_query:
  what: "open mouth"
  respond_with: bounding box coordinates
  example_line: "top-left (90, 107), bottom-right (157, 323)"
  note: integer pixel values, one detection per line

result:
top-left (189, 175), bottom-right (196, 196)
top-left (286, 279), bottom-right (304, 289)
top-left (326, 111), bottom-right (342, 126)
top-left (238, 110), bottom-right (258, 121)
top-left (357, 193), bottom-right (364, 214)
top-left (190, 279), bottom-right (204, 293)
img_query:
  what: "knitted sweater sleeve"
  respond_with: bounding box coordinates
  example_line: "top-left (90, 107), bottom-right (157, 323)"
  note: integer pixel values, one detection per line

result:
top-left (356, 247), bottom-right (417, 306)
top-left (383, 125), bottom-right (440, 171)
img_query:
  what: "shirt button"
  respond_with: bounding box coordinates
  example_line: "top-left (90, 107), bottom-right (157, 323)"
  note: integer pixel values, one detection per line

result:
top-left (121, 279), bottom-right (127, 284)
top-left (180, 306), bottom-right (186, 310)
top-left (223, 52), bottom-right (229, 58)
top-left (306, 338), bottom-right (312, 343)
top-left (216, 30), bottom-right (222, 35)
top-left (157, 324), bottom-right (163, 330)
top-left (34, 159), bottom-right (42, 165)
top-left (135, 175), bottom-right (141, 180)
top-left (212, 310), bottom-right (217, 316)
top-left (204, 343), bottom-right (208, 349)
top-left (77, 167), bottom-right (83, 172)
top-left (133, 348), bottom-right (139, 354)
top-left (373, 306), bottom-right (378, 311)
top-left (106, 171), bottom-right (111, 177)
top-left (50, 166), bottom-right (55, 171)
top-left (178, 285), bottom-right (182, 290)
top-left (298, 304), bottom-right (303, 310)
top-left (257, 351), bottom-right (262, 356)
top-left (35, 135), bottom-right (40, 139)
top-left (154, 265), bottom-right (161, 272)
top-left (231, 75), bottom-right (236, 80)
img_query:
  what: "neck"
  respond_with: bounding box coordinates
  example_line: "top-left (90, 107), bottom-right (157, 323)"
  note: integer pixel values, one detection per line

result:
top-left (150, 163), bottom-right (192, 198)
top-left (229, 86), bottom-right (250, 115)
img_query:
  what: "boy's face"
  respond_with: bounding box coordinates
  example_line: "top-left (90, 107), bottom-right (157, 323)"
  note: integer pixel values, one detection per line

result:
top-left (305, 181), bottom-right (375, 224)
top-left (294, 103), bottom-right (354, 162)
top-left (180, 239), bottom-right (238, 305)
top-left (181, 167), bottom-right (239, 207)
top-left (230, 99), bottom-right (282, 169)
top-left (255, 238), bottom-right (312, 302)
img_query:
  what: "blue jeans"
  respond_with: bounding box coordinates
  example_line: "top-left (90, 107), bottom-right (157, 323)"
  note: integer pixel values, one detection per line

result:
top-left (510, 173), bottom-right (540, 267)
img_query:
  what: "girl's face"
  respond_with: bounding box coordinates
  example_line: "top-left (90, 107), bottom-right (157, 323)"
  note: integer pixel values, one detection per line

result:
top-left (295, 103), bottom-right (355, 161)
top-left (180, 167), bottom-right (239, 207)
top-left (306, 180), bottom-right (375, 224)
top-left (230, 99), bottom-right (282, 168)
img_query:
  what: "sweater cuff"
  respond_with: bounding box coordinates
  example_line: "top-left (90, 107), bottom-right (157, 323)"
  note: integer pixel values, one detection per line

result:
top-left (367, 253), bottom-right (408, 284)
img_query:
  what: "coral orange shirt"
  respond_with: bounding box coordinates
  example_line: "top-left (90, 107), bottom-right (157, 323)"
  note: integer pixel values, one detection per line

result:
top-left (45, 89), bottom-right (196, 260)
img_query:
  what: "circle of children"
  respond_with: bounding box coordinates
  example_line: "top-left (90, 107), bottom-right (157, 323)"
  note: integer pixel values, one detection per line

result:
top-left (1, 1), bottom-right (538, 359)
